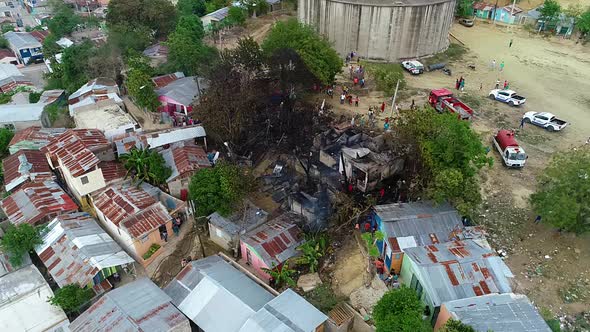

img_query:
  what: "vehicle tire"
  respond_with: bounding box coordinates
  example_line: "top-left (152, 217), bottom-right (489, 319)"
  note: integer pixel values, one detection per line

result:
top-left (510, 101), bottom-right (516, 107)
top-left (488, 94), bottom-right (495, 100)
top-left (524, 118), bottom-right (531, 123)
top-left (547, 126), bottom-right (555, 132)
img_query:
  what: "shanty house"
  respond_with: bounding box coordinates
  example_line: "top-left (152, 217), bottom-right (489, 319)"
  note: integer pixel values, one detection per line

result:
top-left (113, 125), bottom-right (207, 156)
top-left (207, 201), bottom-right (268, 252)
top-left (143, 42), bottom-right (169, 66)
top-left (339, 146), bottom-right (404, 192)
top-left (400, 240), bottom-right (514, 324)
top-left (0, 264), bottom-right (69, 332)
top-left (0, 180), bottom-right (78, 226)
top-left (8, 126), bottom-right (66, 155)
top-left (0, 63), bottom-right (32, 93)
top-left (0, 49), bottom-right (17, 64)
top-left (240, 213), bottom-right (304, 281)
top-left (472, 2), bottom-right (494, 20)
top-left (434, 293), bottom-right (551, 332)
top-left (493, 5), bottom-right (526, 25)
top-left (3, 31), bottom-right (43, 64)
top-left (72, 99), bottom-right (141, 139)
top-left (35, 212), bottom-right (135, 292)
top-left (164, 254), bottom-right (328, 332)
top-left (201, 7), bottom-right (229, 29)
top-left (68, 77), bottom-right (122, 116)
top-left (0, 103), bottom-right (49, 130)
top-left (160, 141), bottom-right (211, 199)
top-left (374, 201), bottom-right (464, 273)
top-left (42, 129), bottom-right (115, 206)
top-left (91, 181), bottom-right (188, 266)
top-left (153, 72), bottom-right (208, 116)
top-left (2, 149), bottom-right (53, 192)
top-left (70, 277), bottom-right (191, 332)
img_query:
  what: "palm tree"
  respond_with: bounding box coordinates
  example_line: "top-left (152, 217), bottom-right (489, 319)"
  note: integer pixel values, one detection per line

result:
top-left (120, 148), bottom-right (158, 186)
top-left (297, 233), bottom-right (328, 273)
top-left (262, 262), bottom-right (296, 288)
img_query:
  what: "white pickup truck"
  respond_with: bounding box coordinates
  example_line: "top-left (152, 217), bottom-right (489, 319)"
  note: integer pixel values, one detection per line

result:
top-left (488, 89), bottom-right (526, 106)
top-left (401, 60), bottom-right (424, 75)
top-left (523, 112), bottom-right (568, 131)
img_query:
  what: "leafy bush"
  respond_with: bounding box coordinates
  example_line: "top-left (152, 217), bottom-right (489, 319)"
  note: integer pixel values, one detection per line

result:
top-left (0, 224), bottom-right (42, 267)
top-left (440, 319), bottom-right (476, 332)
top-left (362, 62), bottom-right (406, 94)
top-left (303, 284), bottom-right (345, 314)
top-left (373, 286), bottom-right (428, 332)
top-left (361, 231), bottom-right (384, 258)
top-left (142, 243), bottom-right (161, 260)
top-left (0, 127), bottom-right (14, 157)
top-left (29, 92), bottom-right (42, 103)
top-left (297, 233), bottom-right (328, 272)
top-left (261, 261), bottom-right (296, 288)
top-left (49, 284), bottom-right (94, 313)
top-left (423, 43), bottom-right (467, 66)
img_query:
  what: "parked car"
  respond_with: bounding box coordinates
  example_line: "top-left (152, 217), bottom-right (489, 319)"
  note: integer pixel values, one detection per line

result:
top-left (16, 18), bottom-right (23, 27)
top-left (493, 130), bottom-right (526, 168)
top-left (488, 89), bottom-right (526, 106)
top-left (522, 112), bottom-right (568, 131)
top-left (401, 60), bottom-right (424, 75)
top-left (459, 18), bottom-right (474, 27)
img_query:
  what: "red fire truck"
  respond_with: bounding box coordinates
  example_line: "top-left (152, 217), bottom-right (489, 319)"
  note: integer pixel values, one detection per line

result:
top-left (428, 89), bottom-right (474, 120)
top-left (493, 130), bottom-right (527, 168)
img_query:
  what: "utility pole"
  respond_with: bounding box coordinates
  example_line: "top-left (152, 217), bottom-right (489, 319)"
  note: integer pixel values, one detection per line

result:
top-left (389, 79), bottom-right (400, 117)
top-left (508, 0), bottom-right (517, 30)
top-left (493, 0), bottom-right (499, 25)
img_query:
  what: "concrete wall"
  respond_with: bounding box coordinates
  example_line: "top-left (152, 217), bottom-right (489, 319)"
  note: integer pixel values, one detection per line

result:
top-left (433, 303), bottom-right (452, 331)
top-left (298, 0), bottom-right (456, 61)
top-left (240, 242), bottom-right (271, 281)
top-left (209, 222), bottom-right (233, 251)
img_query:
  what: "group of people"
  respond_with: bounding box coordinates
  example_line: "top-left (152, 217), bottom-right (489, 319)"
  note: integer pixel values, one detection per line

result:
top-left (494, 79), bottom-right (511, 90)
top-left (455, 76), bottom-right (466, 91)
top-left (490, 59), bottom-right (506, 72)
top-left (172, 115), bottom-right (200, 127)
top-left (375, 258), bottom-right (400, 288)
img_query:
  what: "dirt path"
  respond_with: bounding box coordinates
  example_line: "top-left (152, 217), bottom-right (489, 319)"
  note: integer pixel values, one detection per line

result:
top-left (331, 234), bottom-right (366, 297)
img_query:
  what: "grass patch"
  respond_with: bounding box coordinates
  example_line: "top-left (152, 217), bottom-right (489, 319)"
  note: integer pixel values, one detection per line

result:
top-left (142, 243), bottom-right (161, 260)
top-left (540, 307), bottom-right (561, 332)
top-left (303, 284), bottom-right (346, 314)
top-left (423, 43), bottom-right (467, 66)
top-left (559, 278), bottom-right (590, 304)
top-left (459, 93), bottom-right (483, 109)
top-left (360, 61), bottom-right (406, 95)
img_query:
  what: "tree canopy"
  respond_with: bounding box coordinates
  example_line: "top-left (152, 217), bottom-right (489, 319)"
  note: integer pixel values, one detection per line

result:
top-left (540, 0), bottom-right (561, 23)
top-left (373, 286), bottom-right (428, 332)
top-left (121, 148), bottom-right (172, 186)
top-left (0, 127), bottom-right (14, 157)
top-left (439, 319), bottom-right (476, 332)
top-left (577, 8), bottom-right (590, 37)
top-left (0, 224), bottom-right (42, 267)
top-left (125, 54), bottom-right (160, 112)
top-left (397, 107), bottom-right (493, 215)
top-left (456, 0), bottom-right (474, 18)
top-left (177, 0), bottom-right (207, 16)
top-left (47, 2), bottom-right (81, 38)
top-left (530, 148), bottom-right (590, 233)
top-left (107, 0), bottom-right (177, 38)
top-left (262, 19), bottom-right (342, 84)
top-left (49, 284), bottom-right (94, 313)
top-left (166, 14), bottom-right (217, 76)
top-left (188, 162), bottom-right (253, 216)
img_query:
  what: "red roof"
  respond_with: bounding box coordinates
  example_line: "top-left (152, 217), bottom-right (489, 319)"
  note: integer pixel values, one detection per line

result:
top-left (2, 150), bottom-right (53, 191)
top-left (168, 142), bottom-right (210, 181)
top-left (97, 161), bottom-right (127, 184)
top-left (123, 204), bottom-right (172, 238)
top-left (29, 30), bottom-right (49, 42)
top-left (92, 183), bottom-right (157, 227)
top-left (9, 127), bottom-right (66, 150)
top-left (0, 49), bottom-right (15, 60)
top-left (430, 88), bottom-right (454, 98)
top-left (152, 72), bottom-right (183, 88)
top-left (42, 129), bottom-right (108, 177)
top-left (495, 130), bottom-right (519, 150)
top-left (0, 181), bottom-right (78, 226)
top-left (473, 2), bottom-right (493, 10)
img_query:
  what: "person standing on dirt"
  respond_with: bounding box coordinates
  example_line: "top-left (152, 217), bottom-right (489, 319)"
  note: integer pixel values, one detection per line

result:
top-left (353, 76), bottom-right (359, 86)
top-left (520, 117), bottom-right (525, 129)
top-left (503, 80), bottom-right (508, 89)
top-left (491, 59), bottom-right (496, 70)
top-left (355, 96), bottom-right (359, 107)
top-left (509, 39), bottom-right (513, 48)
top-left (495, 79), bottom-right (500, 89)
top-left (455, 78), bottom-right (460, 90)
top-left (381, 101), bottom-right (386, 113)
top-left (460, 78), bottom-right (465, 91)
top-left (500, 60), bottom-right (505, 71)
top-left (340, 93), bottom-right (345, 104)
top-left (360, 78), bottom-right (365, 88)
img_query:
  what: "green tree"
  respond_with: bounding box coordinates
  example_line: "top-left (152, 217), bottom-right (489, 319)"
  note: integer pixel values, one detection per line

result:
top-left (177, 0), bottom-right (206, 16)
top-left (0, 127), bottom-right (14, 157)
top-left (398, 107), bottom-right (493, 215)
top-left (373, 286), bottom-right (427, 332)
top-left (577, 8), bottom-right (590, 37)
top-left (440, 319), bottom-right (476, 332)
top-left (456, 0), bottom-right (474, 18)
top-left (121, 148), bottom-right (172, 185)
top-left (1, 24), bottom-right (15, 34)
top-left (125, 54), bottom-right (160, 112)
top-left (0, 36), bottom-right (8, 49)
top-left (29, 91), bottom-right (42, 103)
top-left (47, 3), bottom-right (81, 38)
top-left (361, 231), bottom-right (385, 258)
top-left (262, 19), bottom-right (342, 84)
top-left (0, 224), bottom-right (42, 267)
top-left (530, 148), bottom-right (590, 233)
top-left (188, 163), bottom-right (252, 216)
top-left (297, 233), bottom-right (328, 273)
top-left (49, 284), bottom-right (94, 313)
top-left (107, 0), bottom-right (177, 38)
top-left (166, 15), bottom-right (216, 76)
top-left (261, 261), bottom-right (296, 288)
top-left (108, 23), bottom-right (154, 52)
top-left (47, 41), bottom-right (94, 93)
top-left (42, 34), bottom-right (62, 59)
top-left (540, 0), bottom-right (561, 24)
top-left (227, 6), bottom-right (247, 26)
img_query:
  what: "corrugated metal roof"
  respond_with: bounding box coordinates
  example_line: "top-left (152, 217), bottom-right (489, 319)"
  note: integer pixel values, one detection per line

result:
top-left (443, 293), bottom-right (551, 332)
top-left (161, 141), bottom-right (211, 182)
top-left (70, 277), bottom-right (189, 332)
top-left (3, 31), bottom-right (42, 50)
top-left (8, 127), bottom-right (66, 154)
top-left (114, 125), bottom-right (207, 155)
top-left (38, 89), bottom-right (65, 104)
top-left (203, 6), bottom-right (229, 20)
top-left (97, 161), bottom-right (127, 184)
top-left (35, 212), bottom-right (134, 288)
top-left (0, 180), bottom-right (78, 226)
top-left (255, 289), bottom-right (327, 331)
top-left (155, 76), bottom-right (208, 106)
top-left (404, 240), bottom-right (514, 306)
top-left (0, 103), bottom-right (47, 123)
top-left (2, 149), bottom-right (53, 192)
top-left (152, 72), bottom-right (184, 88)
top-left (0, 251), bottom-right (31, 278)
top-left (241, 214), bottom-right (304, 267)
top-left (165, 255), bottom-right (275, 332)
top-left (0, 63), bottom-right (28, 87)
top-left (208, 201), bottom-right (268, 235)
top-left (376, 201), bottom-right (463, 252)
top-left (68, 77), bottom-right (119, 100)
top-left (42, 129), bottom-right (109, 177)
top-left (123, 204), bottom-right (172, 238)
